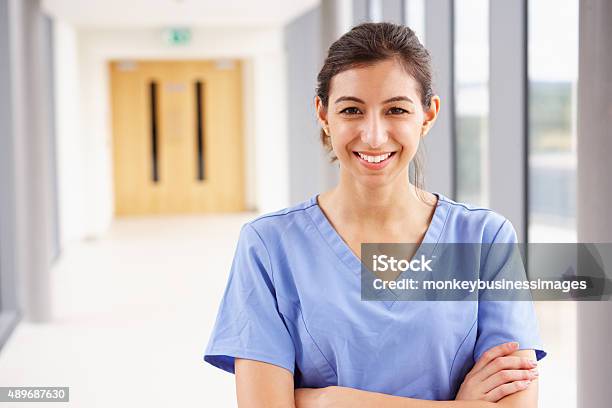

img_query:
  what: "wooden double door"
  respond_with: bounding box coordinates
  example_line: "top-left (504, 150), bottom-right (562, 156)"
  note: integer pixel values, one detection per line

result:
top-left (110, 60), bottom-right (245, 215)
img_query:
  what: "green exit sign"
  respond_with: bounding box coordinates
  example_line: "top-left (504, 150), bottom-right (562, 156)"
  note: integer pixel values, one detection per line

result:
top-left (163, 28), bottom-right (192, 46)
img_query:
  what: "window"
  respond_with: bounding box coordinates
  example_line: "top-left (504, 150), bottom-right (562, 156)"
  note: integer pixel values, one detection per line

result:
top-left (528, 0), bottom-right (578, 243)
top-left (454, 0), bottom-right (489, 206)
top-left (527, 2), bottom-right (579, 408)
top-left (403, 0), bottom-right (425, 45)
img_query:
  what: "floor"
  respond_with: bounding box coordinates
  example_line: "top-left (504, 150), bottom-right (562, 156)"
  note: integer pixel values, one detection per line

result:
top-left (0, 214), bottom-right (576, 407)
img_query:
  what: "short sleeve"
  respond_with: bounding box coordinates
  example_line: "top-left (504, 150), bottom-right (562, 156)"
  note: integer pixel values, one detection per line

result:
top-left (474, 219), bottom-right (548, 362)
top-left (203, 223), bottom-right (296, 374)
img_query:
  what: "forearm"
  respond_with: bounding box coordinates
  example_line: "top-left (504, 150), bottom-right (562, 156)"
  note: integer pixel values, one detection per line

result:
top-left (235, 359), bottom-right (296, 408)
top-left (322, 386), bottom-right (497, 408)
top-left (494, 378), bottom-right (538, 408)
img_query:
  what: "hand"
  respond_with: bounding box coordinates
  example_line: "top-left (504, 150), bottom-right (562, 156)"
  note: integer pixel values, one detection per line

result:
top-left (456, 342), bottom-right (539, 402)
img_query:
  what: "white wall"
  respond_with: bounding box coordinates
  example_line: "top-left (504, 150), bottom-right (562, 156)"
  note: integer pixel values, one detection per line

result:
top-left (54, 25), bottom-right (290, 243)
top-left (53, 20), bottom-right (84, 245)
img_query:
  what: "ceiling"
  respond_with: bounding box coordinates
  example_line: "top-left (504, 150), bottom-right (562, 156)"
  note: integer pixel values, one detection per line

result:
top-left (42, 0), bottom-right (320, 28)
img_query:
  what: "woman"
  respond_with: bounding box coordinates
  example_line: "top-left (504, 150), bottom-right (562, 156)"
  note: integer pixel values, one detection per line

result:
top-left (204, 22), bottom-right (546, 407)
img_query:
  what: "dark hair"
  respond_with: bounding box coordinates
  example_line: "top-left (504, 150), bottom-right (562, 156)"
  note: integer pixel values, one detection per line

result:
top-left (315, 22), bottom-right (434, 198)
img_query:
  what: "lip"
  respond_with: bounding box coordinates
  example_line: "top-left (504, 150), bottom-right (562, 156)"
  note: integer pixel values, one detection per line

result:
top-left (355, 151), bottom-right (395, 156)
top-left (353, 151), bottom-right (397, 170)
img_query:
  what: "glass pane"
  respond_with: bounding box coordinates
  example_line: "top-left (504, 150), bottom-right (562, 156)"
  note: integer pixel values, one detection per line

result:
top-left (454, 0), bottom-right (489, 206)
top-left (528, 0), bottom-right (578, 243)
top-left (404, 0), bottom-right (426, 45)
top-left (528, 2), bottom-right (578, 408)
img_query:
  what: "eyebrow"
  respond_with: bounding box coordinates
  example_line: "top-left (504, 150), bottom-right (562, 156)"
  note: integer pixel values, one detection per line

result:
top-left (334, 96), bottom-right (415, 105)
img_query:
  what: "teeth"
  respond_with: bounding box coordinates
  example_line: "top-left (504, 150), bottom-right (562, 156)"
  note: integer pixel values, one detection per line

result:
top-left (357, 152), bottom-right (392, 163)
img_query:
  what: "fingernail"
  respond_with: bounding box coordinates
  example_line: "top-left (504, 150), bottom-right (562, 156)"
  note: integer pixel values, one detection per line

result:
top-left (521, 380), bottom-right (532, 387)
top-left (529, 359), bottom-right (538, 367)
top-left (509, 342), bottom-right (519, 349)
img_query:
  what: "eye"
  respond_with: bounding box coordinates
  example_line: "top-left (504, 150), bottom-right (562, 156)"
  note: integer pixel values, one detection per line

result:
top-left (339, 107), bottom-right (361, 115)
top-left (388, 107), bottom-right (409, 115)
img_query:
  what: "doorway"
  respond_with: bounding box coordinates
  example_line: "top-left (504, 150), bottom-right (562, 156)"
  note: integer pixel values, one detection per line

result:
top-left (109, 60), bottom-right (245, 215)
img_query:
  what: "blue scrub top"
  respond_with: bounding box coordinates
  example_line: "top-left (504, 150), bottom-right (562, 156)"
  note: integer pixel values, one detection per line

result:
top-left (203, 192), bottom-right (547, 400)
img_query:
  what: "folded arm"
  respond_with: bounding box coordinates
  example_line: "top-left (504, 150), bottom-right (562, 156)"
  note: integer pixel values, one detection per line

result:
top-left (236, 358), bottom-right (492, 408)
top-left (297, 348), bottom-right (539, 408)
top-left (235, 348), bottom-right (538, 408)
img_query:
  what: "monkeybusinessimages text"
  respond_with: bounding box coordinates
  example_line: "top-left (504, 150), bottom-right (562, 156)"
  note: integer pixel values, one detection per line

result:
top-left (371, 254), bottom-right (588, 294)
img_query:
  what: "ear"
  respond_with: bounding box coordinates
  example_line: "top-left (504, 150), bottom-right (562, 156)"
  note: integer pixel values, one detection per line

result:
top-left (421, 95), bottom-right (440, 137)
top-left (315, 96), bottom-right (329, 134)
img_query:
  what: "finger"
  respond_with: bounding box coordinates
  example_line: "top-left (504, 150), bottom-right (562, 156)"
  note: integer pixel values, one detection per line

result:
top-left (481, 368), bottom-right (539, 394)
top-left (484, 380), bottom-right (533, 403)
top-left (471, 342), bottom-right (519, 375)
top-left (477, 356), bottom-right (538, 383)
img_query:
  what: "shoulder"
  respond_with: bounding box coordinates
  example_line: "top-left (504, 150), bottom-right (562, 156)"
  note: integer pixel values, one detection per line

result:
top-left (435, 193), bottom-right (518, 243)
top-left (240, 195), bottom-right (318, 244)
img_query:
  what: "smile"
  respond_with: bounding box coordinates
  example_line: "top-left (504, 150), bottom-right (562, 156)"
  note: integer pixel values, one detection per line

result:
top-left (353, 151), bottom-right (397, 169)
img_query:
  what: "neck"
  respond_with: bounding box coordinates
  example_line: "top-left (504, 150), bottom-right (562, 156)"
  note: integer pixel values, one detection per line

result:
top-left (327, 170), bottom-right (423, 227)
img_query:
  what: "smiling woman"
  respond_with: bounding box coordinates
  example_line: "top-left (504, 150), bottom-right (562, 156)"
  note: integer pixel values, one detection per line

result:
top-left (204, 22), bottom-right (546, 408)
top-left (316, 31), bottom-right (435, 201)
top-left (315, 56), bottom-right (438, 200)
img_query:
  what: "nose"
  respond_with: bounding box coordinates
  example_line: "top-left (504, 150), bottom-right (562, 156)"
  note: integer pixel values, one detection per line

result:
top-left (360, 114), bottom-right (388, 148)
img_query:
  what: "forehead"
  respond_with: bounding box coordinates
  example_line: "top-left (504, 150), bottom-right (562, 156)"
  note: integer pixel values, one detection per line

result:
top-left (329, 58), bottom-right (420, 101)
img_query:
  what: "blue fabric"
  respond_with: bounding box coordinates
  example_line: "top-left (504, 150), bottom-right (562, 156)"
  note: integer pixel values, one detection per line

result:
top-left (204, 192), bottom-right (547, 400)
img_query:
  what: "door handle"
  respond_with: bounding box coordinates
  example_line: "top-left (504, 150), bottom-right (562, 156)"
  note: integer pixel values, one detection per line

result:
top-left (149, 81), bottom-right (159, 183)
top-left (195, 80), bottom-right (206, 181)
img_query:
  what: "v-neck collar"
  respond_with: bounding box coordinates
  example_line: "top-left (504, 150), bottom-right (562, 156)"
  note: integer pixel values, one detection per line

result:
top-left (306, 191), bottom-right (450, 277)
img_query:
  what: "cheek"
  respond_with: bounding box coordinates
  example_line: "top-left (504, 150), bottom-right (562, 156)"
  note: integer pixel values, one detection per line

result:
top-left (393, 120), bottom-right (419, 135)
top-left (329, 137), bottom-right (351, 161)
top-left (332, 121), bottom-right (356, 138)
top-left (328, 122), bottom-right (355, 154)
top-left (403, 124), bottom-right (422, 142)
top-left (391, 121), bottom-right (422, 149)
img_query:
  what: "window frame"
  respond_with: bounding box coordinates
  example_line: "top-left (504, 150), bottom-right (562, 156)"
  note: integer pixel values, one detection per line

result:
top-left (0, 0), bottom-right (21, 350)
